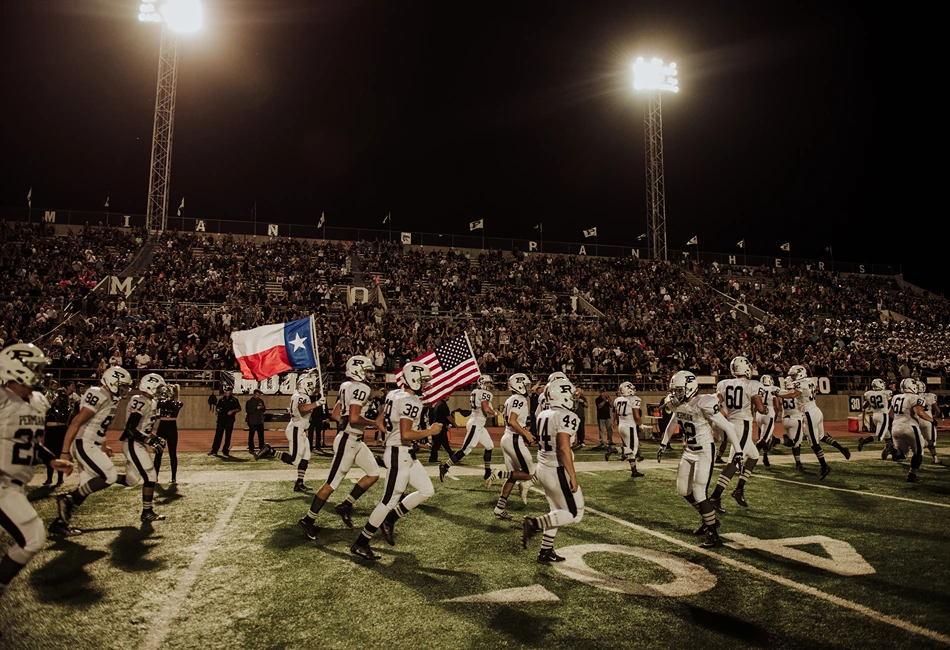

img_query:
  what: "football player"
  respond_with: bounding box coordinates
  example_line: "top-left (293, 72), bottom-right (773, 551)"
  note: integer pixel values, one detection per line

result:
top-left (439, 375), bottom-right (497, 485)
top-left (298, 357), bottom-right (381, 539)
top-left (917, 379), bottom-right (940, 463)
top-left (350, 362), bottom-right (442, 560)
top-left (119, 373), bottom-right (169, 522)
top-left (50, 365), bottom-right (134, 535)
top-left (856, 378), bottom-right (893, 454)
top-left (657, 371), bottom-right (742, 549)
top-left (889, 378), bottom-right (934, 482)
top-left (777, 378), bottom-right (806, 472)
top-left (709, 357), bottom-right (766, 509)
top-left (255, 372), bottom-right (320, 492)
top-left (609, 382), bottom-right (644, 477)
top-left (754, 375), bottom-right (781, 467)
top-left (777, 365), bottom-right (850, 480)
top-left (520, 378), bottom-right (584, 563)
top-left (0, 344), bottom-right (74, 594)
top-left (492, 373), bottom-right (536, 519)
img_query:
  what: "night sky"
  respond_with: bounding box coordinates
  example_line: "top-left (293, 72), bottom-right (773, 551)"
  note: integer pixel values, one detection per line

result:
top-left (3, 3), bottom-right (912, 291)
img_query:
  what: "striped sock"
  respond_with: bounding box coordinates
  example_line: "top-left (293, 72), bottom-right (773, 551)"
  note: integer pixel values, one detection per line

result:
top-left (495, 496), bottom-right (508, 512)
top-left (142, 494), bottom-right (153, 511)
top-left (360, 523), bottom-right (378, 540)
top-left (497, 470), bottom-right (513, 480)
top-left (537, 514), bottom-right (553, 530)
top-left (812, 445), bottom-right (827, 468)
top-left (540, 534), bottom-right (556, 551)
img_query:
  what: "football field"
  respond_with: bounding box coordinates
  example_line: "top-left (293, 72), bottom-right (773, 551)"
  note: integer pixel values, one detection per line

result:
top-left (2, 442), bottom-right (949, 650)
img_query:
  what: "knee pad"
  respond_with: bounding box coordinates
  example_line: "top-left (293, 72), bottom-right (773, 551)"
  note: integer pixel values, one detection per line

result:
top-left (8, 516), bottom-right (46, 561)
top-left (143, 481), bottom-right (155, 489)
top-left (123, 472), bottom-right (142, 487)
top-left (103, 465), bottom-right (120, 485)
top-left (299, 459), bottom-right (309, 472)
top-left (417, 482), bottom-right (435, 500)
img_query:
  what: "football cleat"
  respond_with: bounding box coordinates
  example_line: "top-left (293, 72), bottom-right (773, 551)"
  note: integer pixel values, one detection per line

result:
top-left (630, 468), bottom-right (645, 478)
top-left (140, 510), bottom-right (166, 522)
top-left (350, 540), bottom-right (380, 560)
top-left (494, 509), bottom-right (513, 521)
top-left (381, 520), bottom-right (396, 546)
top-left (692, 523), bottom-right (707, 536)
top-left (762, 452), bottom-right (770, 468)
top-left (48, 517), bottom-right (81, 537)
top-left (709, 496), bottom-right (726, 514)
top-left (699, 530), bottom-right (723, 549)
top-left (298, 518), bottom-right (319, 540)
top-left (537, 549), bottom-right (566, 563)
top-left (254, 444), bottom-right (273, 461)
top-left (605, 446), bottom-right (617, 462)
top-left (731, 488), bottom-right (748, 508)
top-left (819, 465), bottom-right (832, 480)
top-left (485, 473), bottom-right (496, 489)
top-left (335, 502), bottom-right (354, 528)
top-left (857, 436), bottom-right (871, 452)
top-left (56, 494), bottom-right (75, 523)
top-left (906, 473), bottom-right (921, 483)
top-left (715, 455), bottom-right (725, 465)
top-left (635, 453), bottom-right (644, 462)
top-left (841, 446), bottom-right (851, 460)
top-left (439, 463), bottom-right (449, 483)
top-left (293, 482), bottom-right (312, 492)
top-left (519, 481), bottom-right (531, 504)
top-left (521, 516), bottom-right (539, 549)
top-left (796, 463), bottom-right (807, 472)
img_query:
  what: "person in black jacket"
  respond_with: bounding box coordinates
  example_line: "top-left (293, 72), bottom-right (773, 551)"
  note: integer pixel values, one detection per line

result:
top-left (209, 387), bottom-right (240, 456)
top-left (154, 384), bottom-right (183, 483)
top-left (428, 398), bottom-right (454, 462)
top-left (245, 389), bottom-right (266, 454)
top-left (43, 382), bottom-right (69, 486)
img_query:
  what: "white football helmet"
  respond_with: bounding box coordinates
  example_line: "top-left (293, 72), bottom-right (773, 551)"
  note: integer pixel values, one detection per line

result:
top-left (916, 379), bottom-right (927, 395)
top-left (138, 372), bottom-right (166, 397)
top-left (730, 356), bottom-right (752, 378)
top-left (759, 374), bottom-right (775, 387)
top-left (619, 381), bottom-right (636, 397)
top-left (669, 371), bottom-right (699, 402)
top-left (297, 372), bottom-right (317, 395)
top-left (870, 378), bottom-right (886, 391)
top-left (0, 343), bottom-right (50, 390)
top-left (545, 378), bottom-right (576, 410)
top-left (476, 374), bottom-right (492, 390)
top-left (548, 371), bottom-right (568, 383)
top-left (345, 355), bottom-right (374, 383)
top-left (787, 365), bottom-right (808, 382)
top-left (900, 377), bottom-right (919, 395)
top-left (101, 366), bottom-right (133, 397)
top-left (508, 373), bottom-right (530, 396)
top-left (402, 362), bottom-right (432, 392)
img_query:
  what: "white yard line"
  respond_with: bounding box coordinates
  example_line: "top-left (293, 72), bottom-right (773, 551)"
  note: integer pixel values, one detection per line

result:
top-left (753, 474), bottom-right (950, 509)
top-left (143, 481), bottom-right (251, 650)
top-left (583, 504), bottom-right (950, 645)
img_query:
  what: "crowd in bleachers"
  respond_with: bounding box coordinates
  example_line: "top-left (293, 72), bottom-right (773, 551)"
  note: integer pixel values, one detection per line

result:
top-left (5, 221), bottom-right (950, 387)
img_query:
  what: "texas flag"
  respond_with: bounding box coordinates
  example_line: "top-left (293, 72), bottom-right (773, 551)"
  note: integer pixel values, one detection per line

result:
top-left (231, 316), bottom-right (318, 381)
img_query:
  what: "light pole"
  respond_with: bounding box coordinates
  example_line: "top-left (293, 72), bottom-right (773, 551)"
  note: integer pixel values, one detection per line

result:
top-left (633, 56), bottom-right (678, 262)
top-left (139, 0), bottom-right (203, 232)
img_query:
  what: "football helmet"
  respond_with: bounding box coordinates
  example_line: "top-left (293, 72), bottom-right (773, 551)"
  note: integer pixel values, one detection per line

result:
top-left (508, 373), bottom-right (530, 396)
top-left (138, 372), bottom-right (166, 397)
top-left (0, 343), bottom-right (49, 390)
top-left (101, 366), bottom-right (133, 397)
top-left (916, 379), bottom-right (927, 395)
top-left (296, 372), bottom-right (317, 395)
top-left (870, 378), bottom-right (886, 391)
top-left (402, 362), bottom-right (432, 392)
top-left (345, 355), bottom-right (374, 383)
top-left (547, 371), bottom-right (568, 383)
top-left (900, 377), bottom-right (919, 395)
top-left (476, 374), bottom-right (492, 390)
top-left (669, 371), bottom-right (699, 402)
top-left (619, 381), bottom-right (636, 397)
top-left (760, 375), bottom-right (775, 387)
top-left (545, 378), bottom-right (576, 410)
top-left (730, 356), bottom-right (752, 378)
top-left (787, 365), bottom-right (808, 382)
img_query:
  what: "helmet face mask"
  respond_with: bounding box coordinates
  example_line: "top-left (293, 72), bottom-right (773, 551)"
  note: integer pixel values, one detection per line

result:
top-left (870, 378), bottom-right (886, 391)
top-left (669, 371), bottom-right (698, 402)
top-left (619, 381), bottom-right (636, 397)
top-left (102, 367), bottom-right (133, 397)
top-left (0, 343), bottom-right (50, 390)
top-left (545, 378), bottom-right (576, 410)
top-left (345, 356), bottom-right (375, 383)
top-left (760, 375), bottom-right (775, 387)
top-left (402, 362), bottom-right (432, 393)
top-left (138, 372), bottom-right (166, 397)
top-left (476, 375), bottom-right (493, 390)
top-left (297, 373), bottom-right (317, 395)
top-left (508, 373), bottom-right (530, 396)
top-left (730, 356), bottom-right (752, 378)
top-left (787, 365), bottom-right (807, 382)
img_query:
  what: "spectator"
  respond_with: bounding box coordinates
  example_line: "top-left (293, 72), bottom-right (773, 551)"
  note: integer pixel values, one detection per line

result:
top-left (595, 388), bottom-right (614, 449)
top-left (245, 389), bottom-right (266, 454)
top-left (209, 388), bottom-right (240, 456)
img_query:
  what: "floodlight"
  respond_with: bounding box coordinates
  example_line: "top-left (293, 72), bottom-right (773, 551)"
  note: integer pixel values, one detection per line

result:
top-left (632, 57), bottom-right (679, 93)
top-left (137, 0), bottom-right (203, 33)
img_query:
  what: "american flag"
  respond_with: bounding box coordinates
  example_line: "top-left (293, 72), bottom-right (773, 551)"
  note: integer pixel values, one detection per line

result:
top-left (397, 334), bottom-right (481, 405)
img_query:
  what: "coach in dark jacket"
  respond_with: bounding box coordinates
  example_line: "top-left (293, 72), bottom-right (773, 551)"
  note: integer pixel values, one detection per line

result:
top-left (210, 388), bottom-right (241, 456)
top-left (245, 389), bottom-right (266, 454)
top-left (428, 398), bottom-right (454, 462)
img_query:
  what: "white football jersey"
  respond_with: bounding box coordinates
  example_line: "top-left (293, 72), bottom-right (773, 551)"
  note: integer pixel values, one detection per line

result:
top-left (338, 380), bottom-right (371, 435)
top-left (891, 393), bottom-right (925, 429)
top-left (75, 386), bottom-right (120, 442)
top-left (921, 392), bottom-right (937, 415)
top-left (125, 392), bottom-right (158, 436)
top-left (864, 390), bottom-right (892, 414)
top-left (614, 396), bottom-right (641, 427)
top-left (787, 378), bottom-right (819, 414)
top-left (469, 389), bottom-right (493, 427)
top-left (671, 394), bottom-right (722, 446)
top-left (288, 391), bottom-right (312, 430)
top-left (503, 394), bottom-right (529, 436)
top-left (536, 406), bottom-right (580, 468)
top-left (0, 386), bottom-right (49, 483)
top-left (382, 388), bottom-right (424, 447)
top-left (534, 393), bottom-right (548, 423)
top-left (717, 377), bottom-right (762, 422)
top-left (757, 385), bottom-right (780, 417)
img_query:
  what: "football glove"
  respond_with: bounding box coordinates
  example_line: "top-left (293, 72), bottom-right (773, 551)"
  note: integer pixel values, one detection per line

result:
top-left (148, 435), bottom-right (167, 452)
top-left (732, 452), bottom-right (744, 468)
top-left (657, 444), bottom-right (667, 463)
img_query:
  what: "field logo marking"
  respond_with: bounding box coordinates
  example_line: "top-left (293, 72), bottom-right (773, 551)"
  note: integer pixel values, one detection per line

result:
top-left (722, 534), bottom-right (875, 576)
top-left (444, 585), bottom-right (560, 603)
top-left (552, 544), bottom-right (718, 597)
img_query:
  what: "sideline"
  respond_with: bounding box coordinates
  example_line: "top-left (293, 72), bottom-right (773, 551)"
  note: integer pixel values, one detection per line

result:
top-left (753, 474), bottom-right (950, 509)
top-left (142, 481), bottom-right (251, 650)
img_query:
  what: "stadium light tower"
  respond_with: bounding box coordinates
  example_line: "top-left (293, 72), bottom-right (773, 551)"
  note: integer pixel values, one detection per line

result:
top-left (139, 0), bottom-right (203, 232)
top-left (633, 56), bottom-right (678, 262)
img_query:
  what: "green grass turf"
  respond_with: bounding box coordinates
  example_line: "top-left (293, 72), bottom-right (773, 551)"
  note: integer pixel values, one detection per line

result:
top-left (2, 446), bottom-right (949, 650)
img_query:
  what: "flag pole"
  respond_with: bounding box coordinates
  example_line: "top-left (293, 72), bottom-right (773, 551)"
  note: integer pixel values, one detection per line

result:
top-left (540, 222), bottom-right (543, 253)
top-left (253, 201), bottom-right (257, 237)
top-left (310, 315), bottom-right (325, 401)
